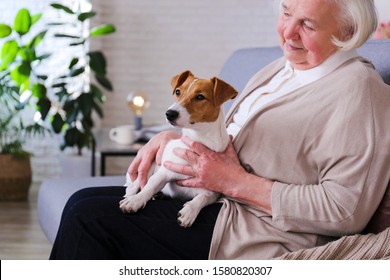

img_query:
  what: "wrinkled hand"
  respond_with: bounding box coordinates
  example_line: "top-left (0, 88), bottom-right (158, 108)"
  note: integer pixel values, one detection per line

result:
top-left (127, 130), bottom-right (180, 187)
top-left (163, 135), bottom-right (247, 195)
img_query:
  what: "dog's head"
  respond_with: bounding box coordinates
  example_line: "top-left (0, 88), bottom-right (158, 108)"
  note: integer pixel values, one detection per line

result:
top-left (166, 70), bottom-right (238, 128)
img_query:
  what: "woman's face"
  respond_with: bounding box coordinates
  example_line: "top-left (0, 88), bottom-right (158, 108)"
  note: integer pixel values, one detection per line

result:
top-left (277, 0), bottom-right (341, 70)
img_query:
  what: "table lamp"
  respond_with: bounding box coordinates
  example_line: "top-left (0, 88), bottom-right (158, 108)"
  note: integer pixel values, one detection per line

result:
top-left (127, 91), bottom-right (149, 130)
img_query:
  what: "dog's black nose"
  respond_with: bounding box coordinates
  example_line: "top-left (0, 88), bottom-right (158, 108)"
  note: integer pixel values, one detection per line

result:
top-left (166, 110), bottom-right (179, 122)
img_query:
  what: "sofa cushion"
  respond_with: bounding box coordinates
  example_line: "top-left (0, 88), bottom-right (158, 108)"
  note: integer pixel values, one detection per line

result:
top-left (364, 181), bottom-right (390, 234)
top-left (357, 39), bottom-right (390, 85)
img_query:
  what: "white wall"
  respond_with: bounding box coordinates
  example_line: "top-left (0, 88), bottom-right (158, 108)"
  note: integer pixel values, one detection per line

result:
top-left (375, 0), bottom-right (390, 22)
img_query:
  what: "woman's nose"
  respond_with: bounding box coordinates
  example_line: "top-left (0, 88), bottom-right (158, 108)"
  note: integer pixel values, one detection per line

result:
top-left (284, 21), bottom-right (300, 40)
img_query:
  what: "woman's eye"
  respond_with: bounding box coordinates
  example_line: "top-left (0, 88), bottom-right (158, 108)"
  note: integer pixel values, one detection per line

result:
top-left (303, 22), bottom-right (314, 31)
top-left (196, 94), bottom-right (205, 101)
top-left (282, 10), bottom-right (291, 17)
top-left (175, 89), bottom-right (180, 96)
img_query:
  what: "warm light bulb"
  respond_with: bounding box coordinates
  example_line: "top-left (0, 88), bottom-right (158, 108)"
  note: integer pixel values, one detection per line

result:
top-left (133, 96), bottom-right (146, 108)
top-left (127, 91), bottom-right (149, 116)
top-left (127, 91), bottom-right (150, 130)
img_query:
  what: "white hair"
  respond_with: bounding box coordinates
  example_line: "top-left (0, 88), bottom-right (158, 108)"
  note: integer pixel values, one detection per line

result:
top-left (279, 0), bottom-right (378, 50)
top-left (331, 0), bottom-right (378, 50)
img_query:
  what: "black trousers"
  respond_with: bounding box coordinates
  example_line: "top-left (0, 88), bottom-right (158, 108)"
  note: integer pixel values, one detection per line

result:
top-left (50, 187), bottom-right (222, 260)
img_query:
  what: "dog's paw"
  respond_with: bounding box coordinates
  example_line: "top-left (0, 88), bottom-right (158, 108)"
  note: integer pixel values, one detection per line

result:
top-left (119, 196), bottom-right (146, 213)
top-left (177, 202), bottom-right (198, 228)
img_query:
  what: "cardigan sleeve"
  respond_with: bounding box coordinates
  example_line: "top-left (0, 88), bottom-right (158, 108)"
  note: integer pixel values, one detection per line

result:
top-left (270, 72), bottom-right (390, 237)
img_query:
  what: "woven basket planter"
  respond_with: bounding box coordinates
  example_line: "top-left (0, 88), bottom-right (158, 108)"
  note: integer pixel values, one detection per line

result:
top-left (0, 154), bottom-right (32, 201)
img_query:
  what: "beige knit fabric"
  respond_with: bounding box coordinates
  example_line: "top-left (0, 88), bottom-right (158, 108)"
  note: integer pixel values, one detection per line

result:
top-left (275, 227), bottom-right (390, 260)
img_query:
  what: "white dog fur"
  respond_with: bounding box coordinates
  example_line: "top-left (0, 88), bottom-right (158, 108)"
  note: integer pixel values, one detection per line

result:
top-left (119, 70), bottom-right (237, 227)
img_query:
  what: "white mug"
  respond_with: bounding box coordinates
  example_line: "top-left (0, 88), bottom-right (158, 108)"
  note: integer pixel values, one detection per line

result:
top-left (109, 125), bottom-right (135, 145)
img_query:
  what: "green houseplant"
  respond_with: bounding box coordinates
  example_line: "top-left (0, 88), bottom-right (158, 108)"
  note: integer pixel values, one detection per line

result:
top-left (0, 8), bottom-right (50, 200)
top-left (41, 2), bottom-right (116, 156)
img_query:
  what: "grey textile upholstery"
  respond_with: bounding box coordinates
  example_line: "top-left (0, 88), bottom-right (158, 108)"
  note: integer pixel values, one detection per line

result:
top-left (357, 39), bottom-right (390, 85)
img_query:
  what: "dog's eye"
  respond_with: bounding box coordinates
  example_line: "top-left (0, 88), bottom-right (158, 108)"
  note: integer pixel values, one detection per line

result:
top-left (196, 94), bottom-right (205, 101)
top-left (175, 89), bottom-right (180, 96)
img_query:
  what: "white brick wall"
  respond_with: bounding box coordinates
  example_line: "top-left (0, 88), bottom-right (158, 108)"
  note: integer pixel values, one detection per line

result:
top-left (375, 0), bottom-right (390, 22)
top-left (1, 0), bottom-right (280, 183)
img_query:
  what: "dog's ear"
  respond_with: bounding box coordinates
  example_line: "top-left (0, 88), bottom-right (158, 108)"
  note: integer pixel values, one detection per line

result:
top-left (170, 70), bottom-right (194, 91)
top-left (211, 77), bottom-right (238, 106)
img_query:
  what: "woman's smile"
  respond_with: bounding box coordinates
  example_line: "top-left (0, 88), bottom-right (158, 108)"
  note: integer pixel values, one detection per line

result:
top-left (284, 41), bottom-right (304, 51)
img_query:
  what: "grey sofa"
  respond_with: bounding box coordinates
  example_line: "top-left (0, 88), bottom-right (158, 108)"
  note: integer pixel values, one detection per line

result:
top-left (38, 39), bottom-right (390, 244)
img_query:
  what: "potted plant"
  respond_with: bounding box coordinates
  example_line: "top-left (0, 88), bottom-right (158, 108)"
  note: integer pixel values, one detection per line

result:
top-left (39, 2), bottom-right (116, 157)
top-left (26, 2), bottom-right (116, 177)
top-left (0, 8), bottom-right (50, 200)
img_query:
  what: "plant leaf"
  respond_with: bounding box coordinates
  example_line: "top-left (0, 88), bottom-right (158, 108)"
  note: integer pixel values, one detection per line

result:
top-left (30, 13), bottom-right (42, 26)
top-left (51, 113), bottom-right (65, 133)
top-left (18, 46), bottom-right (36, 62)
top-left (63, 100), bottom-right (77, 123)
top-left (69, 58), bottom-right (79, 69)
top-left (52, 82), bottom-right (67, 88)
top-left (95, 74), bottom-right (113, 91)
top-left (64, 127), bottom-right (80, 147)
top-left (47, 22), bottom-right (68, 26)
top-left (78, 12), bottom-right (96, 22)
top-left (78, 93), bottom-right (93, 117)
top-left (1, 40), bottom-right (19, 70)
top-left (36, 97), bottom-right (51, 120)
top-left (36, 54), bottom-right (51, 61)
top-left (90, 24), bottom-right (116, 37)
top-left (0, 24), bottom-right (12, 38)
top-left (90, 84), bottom-right (105, 103)
top-left (50, 3), bottom-right (75, 14)
top-left (28, 30), bottom-right (47, 49)
top-left (24, 123), bottom-right (51, 138)
top-left (31, 83), bottom-right (47, 98)
top-left (69, 39), bottom-right (86, 46)
top-left (11, 62), bottom-right (31, 86)
top-left (14, 8), bottom-right (32, 36)
top-left (69, 67), bottom-right (85, 77)
top-left (92, 99), bottom-right (103, 118)
top-left (54, 33), bottom-right (81, 39)
top-left (55, 87), bottom-right (68, 102)
top-left (88, 51), bottom-right (106, 75)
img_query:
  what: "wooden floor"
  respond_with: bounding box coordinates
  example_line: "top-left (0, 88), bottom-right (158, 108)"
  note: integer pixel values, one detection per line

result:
top-left (0, 183), bottom-right (52, 260)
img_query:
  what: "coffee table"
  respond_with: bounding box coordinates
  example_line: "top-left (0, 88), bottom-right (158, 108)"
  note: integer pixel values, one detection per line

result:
top-left (91, 128), bottom-right (145, 176)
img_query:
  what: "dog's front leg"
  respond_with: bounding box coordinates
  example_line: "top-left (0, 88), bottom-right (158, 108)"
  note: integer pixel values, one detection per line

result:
top-left (123, 173), bottom-right (140, 197)
top-left (119, 172), bottom-right (168, 213)
top-left (178, 191), bottom-right (220, 227)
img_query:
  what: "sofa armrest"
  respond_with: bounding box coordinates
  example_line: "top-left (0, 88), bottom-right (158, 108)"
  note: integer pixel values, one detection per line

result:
top-left (37, 176), bottom-right (125, 243)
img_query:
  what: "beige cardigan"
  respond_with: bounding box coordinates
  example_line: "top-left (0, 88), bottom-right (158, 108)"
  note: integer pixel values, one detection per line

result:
top-left (208, 56), bottom-right (390, 259)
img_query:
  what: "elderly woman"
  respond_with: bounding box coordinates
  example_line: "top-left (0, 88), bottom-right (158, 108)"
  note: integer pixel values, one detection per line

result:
top-left (50, 0), bottom-right (390, 259)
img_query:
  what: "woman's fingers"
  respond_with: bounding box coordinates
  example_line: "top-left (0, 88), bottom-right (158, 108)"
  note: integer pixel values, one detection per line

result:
top-left (127, 131), bottom-right (181, 187)
top-left (163, 160), bottom-right (194, 177)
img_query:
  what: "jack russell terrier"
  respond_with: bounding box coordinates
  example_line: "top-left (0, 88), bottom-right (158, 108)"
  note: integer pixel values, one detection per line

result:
top-left (119, 70), bottom-right (238, 227)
